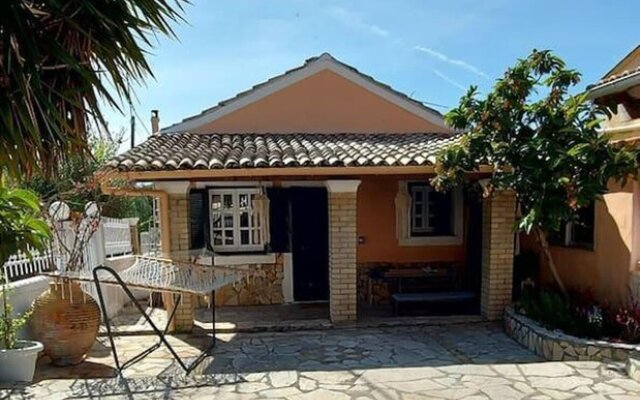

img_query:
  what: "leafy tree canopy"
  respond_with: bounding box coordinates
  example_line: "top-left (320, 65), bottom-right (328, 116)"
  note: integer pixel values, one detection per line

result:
top-left (23, 129), bottom-right (153, 229)
top-left (432, 50), bottom-right (640, 293)
top-left (0, 0), bottom-right (185, 179)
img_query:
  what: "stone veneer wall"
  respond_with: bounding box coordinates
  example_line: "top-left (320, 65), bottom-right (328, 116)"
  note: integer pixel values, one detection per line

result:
top-left (215, 259), bottom-right (284, 306)
top-left (505, 307), bottom-right (639, 363)
top-left (356, 262), bottom-right (465, 305)
top-left (357, 263), bottom-right (391, 305)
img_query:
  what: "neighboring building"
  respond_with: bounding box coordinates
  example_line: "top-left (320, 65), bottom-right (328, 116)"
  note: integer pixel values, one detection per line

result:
top-left (102, 53), bottom-right (516, 331)
top-left (522, 45), bottom-right (640, 303)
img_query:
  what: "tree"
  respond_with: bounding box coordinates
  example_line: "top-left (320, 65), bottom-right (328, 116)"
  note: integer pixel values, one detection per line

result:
top-left (431, 50), bottom-right (640, 295)
top-left (23, 129), bottom-right (153, 228)
top-left (0, 0), bottom-right (185, 179)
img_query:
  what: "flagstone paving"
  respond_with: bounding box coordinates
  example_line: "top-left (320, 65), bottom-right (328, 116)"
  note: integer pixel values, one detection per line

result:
top-left (3, 323), bottom-right (640, 399)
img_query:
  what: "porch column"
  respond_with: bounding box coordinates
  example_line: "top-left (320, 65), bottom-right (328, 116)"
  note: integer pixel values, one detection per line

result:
top-left (481, 190), bottom-right (517, 320)
top-left (326, 180), bottom-right (361, 323)
top-left (155, 181), bottom-right (194, 332)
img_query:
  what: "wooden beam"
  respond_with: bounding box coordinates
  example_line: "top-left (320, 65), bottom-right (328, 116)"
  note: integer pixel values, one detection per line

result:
top-left (106, 165), bottom-right (494, 182)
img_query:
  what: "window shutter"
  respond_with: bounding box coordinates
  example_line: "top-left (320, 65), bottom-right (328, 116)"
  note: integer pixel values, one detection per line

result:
top-left (189, 189), bottom-right (208, 249)
top-left (267, 188), bottom-right (290, 252)
top-left (432, 191), bottom-right (453, 235)
top-left (395, 184), bottom-right (410, 240)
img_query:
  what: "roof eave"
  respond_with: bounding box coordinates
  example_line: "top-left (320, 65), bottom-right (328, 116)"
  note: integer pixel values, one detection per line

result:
top-left (104, 165), bottom-right (494, 182)
top-left (587, 71), bottom-right (640, 100)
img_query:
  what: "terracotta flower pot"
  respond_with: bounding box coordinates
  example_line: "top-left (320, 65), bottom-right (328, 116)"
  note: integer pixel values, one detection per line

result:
top-left (31, 281), bottom-right (101, 366)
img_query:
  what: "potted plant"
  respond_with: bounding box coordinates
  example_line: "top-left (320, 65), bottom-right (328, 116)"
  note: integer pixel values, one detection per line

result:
top-left (30, 200), bottom-right (102, 366)
top-left (0, 185), bottom-right (51, 382)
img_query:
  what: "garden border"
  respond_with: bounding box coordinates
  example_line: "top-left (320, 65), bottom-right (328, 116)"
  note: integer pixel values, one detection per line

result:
top-left (504, 306), bottom-right (640, 364)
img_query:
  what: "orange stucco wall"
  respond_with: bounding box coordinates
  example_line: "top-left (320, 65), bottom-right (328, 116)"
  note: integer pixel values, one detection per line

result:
top-left (356, 176), bottom-right (466, 264)
top-left (520, 181), bottom-right (640, 302)
top-left (196, 70), bottom-right (449, 134)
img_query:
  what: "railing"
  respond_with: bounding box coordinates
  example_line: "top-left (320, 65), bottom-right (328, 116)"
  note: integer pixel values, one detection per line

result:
top-left (3, 217), bottom-right (138, 283)
top-left (140, 228), bottom-right (160, 255)
top-left (103, 217), bottom-right (133, 257)
top-left (2, 246), bottom-right (55, 283)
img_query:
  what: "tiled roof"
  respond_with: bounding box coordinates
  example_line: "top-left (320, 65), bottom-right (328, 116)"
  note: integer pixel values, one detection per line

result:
top-left (588, 45), bottom-right (640, 92)
top-left (589, 66), bottom-right (640, 91)
top-left (106, 132), bottom-right (459, 172)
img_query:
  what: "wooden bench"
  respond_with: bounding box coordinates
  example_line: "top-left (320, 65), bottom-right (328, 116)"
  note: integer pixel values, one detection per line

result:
top-left (391, 291), bottom-right (476, 316)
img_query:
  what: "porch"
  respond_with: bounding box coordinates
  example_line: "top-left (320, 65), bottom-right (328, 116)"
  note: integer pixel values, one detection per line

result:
top-left (103, 301), bottom-right (485, 334)
top-left (140, 175), bottom-right (516, 331)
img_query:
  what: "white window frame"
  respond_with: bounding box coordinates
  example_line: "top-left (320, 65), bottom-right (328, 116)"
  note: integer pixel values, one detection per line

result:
top-left (410, 184), bottom-right (437, 234)
top-left (398, 181), bottom-right (463, 246)
top-left (209, 188), bottom-right (264, 252)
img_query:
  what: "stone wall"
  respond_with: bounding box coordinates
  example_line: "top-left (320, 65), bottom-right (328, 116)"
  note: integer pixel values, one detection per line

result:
top-left (505, 307), bottom-right (639, 363)
top-left (214, 260), bottom-right (284, 306)
top-left (357, 263), bottom-right (391, 305)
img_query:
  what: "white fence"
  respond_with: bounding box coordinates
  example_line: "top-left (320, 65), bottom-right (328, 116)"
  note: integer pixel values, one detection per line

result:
top-left (2, 246), bottom-right (55, 283)
top-left (103, 217), bottom-right (133, 257)
top-left (2, 217), bottom-right (137, 283)
top-left (2, 216), bottom-right (142, 323)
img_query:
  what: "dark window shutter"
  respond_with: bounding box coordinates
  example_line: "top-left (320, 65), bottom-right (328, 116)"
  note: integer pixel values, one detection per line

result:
top-left (267, 188), bottom-right (290, 252)
top-left (432, 191), bottom-right (453, 236)
top-left (189, 189), bottom-right (208, 249)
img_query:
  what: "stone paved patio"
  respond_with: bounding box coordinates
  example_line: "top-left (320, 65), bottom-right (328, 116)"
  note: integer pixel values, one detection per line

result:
top-left (3, 323), bottom-right (640, 399)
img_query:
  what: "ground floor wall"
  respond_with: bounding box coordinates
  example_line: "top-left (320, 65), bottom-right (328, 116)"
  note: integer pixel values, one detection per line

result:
top-left (214, 257), bottom-right (285, 306)
top-left (520, 181), bottom-right (640, 304)
top-left (154, 177), bottom-right (516, 324)
top-left (356, 176), bottom-right (466, 264)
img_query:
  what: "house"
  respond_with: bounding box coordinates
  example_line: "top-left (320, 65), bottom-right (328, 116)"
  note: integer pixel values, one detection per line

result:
top-left (521, 45), bottom-right (640, 303)
top-left (101, 53), bottom-right (517, 331)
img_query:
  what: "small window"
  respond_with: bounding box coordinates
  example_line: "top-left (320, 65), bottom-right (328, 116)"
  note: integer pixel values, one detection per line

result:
top-left (209, 188), bottom-right (264, 252)
top-left (408, 182), bottom-right (454, 237)
top-left (549, 203), bottom-right (595, 249)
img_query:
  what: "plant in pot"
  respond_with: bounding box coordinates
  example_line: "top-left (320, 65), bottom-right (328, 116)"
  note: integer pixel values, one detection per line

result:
top-left (30, 200), bottom-right (103, 366)
top-left (0, 185), bottom-right (52, 382)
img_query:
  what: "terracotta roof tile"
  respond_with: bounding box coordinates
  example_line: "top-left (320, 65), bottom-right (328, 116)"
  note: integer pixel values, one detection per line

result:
top-left (107, 132), bottom-right (458, 172)
top-left (589, 66), bottom-right (640, 91)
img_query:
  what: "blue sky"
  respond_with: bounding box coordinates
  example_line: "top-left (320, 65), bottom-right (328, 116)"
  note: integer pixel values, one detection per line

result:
top-left (105, 0), bottom-right (640, 149)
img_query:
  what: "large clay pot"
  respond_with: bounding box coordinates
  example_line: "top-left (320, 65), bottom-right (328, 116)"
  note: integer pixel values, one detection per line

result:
top-left (31, 281), bottom-right (101, 366)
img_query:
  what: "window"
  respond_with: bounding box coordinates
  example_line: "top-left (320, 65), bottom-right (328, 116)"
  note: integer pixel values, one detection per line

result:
top-left (209, 188), bottom-right (264, 252)
top-left (396, 181), bottom-right (463, 246)
top-left (408, 182), bottom-right (454, 237)
top-left (549, 203), bottom-right (595, 249)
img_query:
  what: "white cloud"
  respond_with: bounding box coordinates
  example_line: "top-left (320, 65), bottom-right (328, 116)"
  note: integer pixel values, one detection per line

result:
top-left (432, 69), bottom-right (467, 91)
top-left (328, 6), bottom-right (389, 38)
top-left (415, 46), bottom-right (489, 80)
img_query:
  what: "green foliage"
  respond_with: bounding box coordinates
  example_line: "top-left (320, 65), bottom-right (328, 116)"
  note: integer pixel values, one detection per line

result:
top-left (0, 0), bottom-right (185, 179)
top-left (432, 50), bottom-right (640, 237)
top-left (23, 132), bottom-right (153, 228)
top-left (0, 280), bottom-right (33, 350)
top-left (0, 185), bottom-right (51, 267)
top-left (0, 183), bottom-right (51, 349)
top-left (519, 289), bottom-right (612, 339)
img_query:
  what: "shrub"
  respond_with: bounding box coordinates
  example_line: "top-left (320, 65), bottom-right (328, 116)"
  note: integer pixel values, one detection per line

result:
top-left (615, 302), bottom-right (640, 343)
top-left (519, 288), bottom-right (606, 339)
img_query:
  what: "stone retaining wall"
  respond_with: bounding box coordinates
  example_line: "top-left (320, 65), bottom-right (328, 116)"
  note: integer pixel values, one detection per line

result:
top-left (504, 307), bottom-right (640, 363)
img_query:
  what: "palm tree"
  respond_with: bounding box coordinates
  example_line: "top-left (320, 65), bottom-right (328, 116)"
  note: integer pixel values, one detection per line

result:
top-left (0, 0), bottom-right (185, 179)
